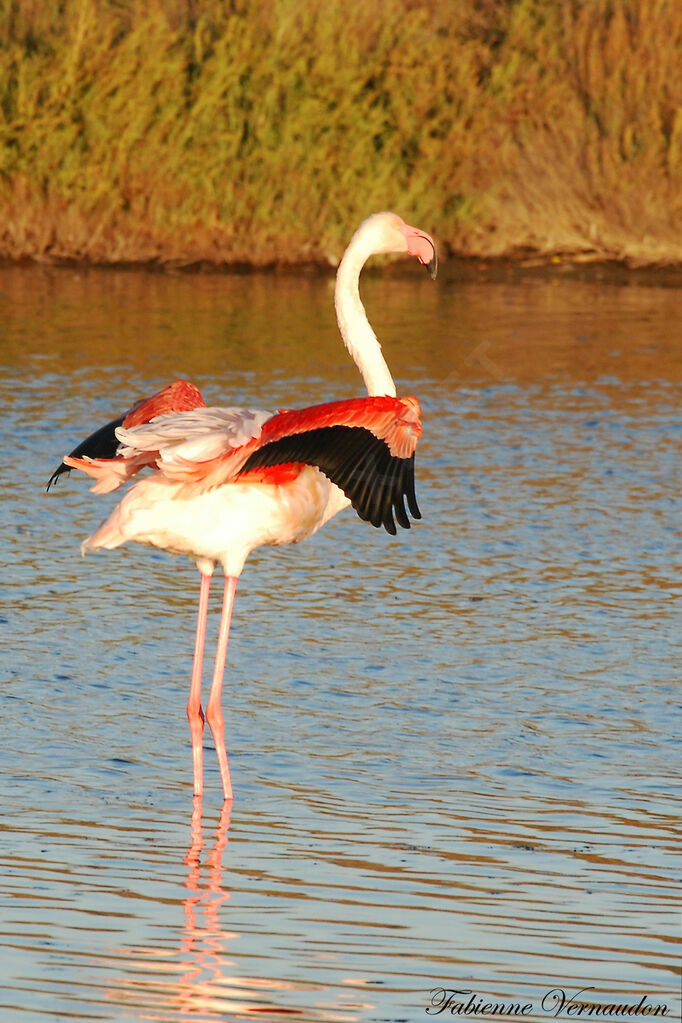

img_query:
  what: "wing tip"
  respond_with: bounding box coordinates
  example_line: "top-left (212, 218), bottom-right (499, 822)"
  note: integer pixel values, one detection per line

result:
top-left (46, 464), bottom-right (68, 491)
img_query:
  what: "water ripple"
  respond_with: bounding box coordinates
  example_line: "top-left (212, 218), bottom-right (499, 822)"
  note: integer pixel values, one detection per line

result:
top-left (0, 267), bottom-right (680, 1022)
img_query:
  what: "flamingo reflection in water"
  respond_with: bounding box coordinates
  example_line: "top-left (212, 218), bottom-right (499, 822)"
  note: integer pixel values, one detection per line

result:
top-left (101, 798), bottom-right (374, 1021)
top-left (180, 797), bottom-right (235, 996)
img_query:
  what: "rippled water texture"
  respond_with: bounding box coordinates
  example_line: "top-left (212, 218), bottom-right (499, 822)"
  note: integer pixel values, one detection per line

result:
top-left (1, 263), bottom-right (680, 1022)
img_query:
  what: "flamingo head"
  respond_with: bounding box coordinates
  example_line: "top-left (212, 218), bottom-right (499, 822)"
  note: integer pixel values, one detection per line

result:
top-left (359, 212), bottom-right (438, 280)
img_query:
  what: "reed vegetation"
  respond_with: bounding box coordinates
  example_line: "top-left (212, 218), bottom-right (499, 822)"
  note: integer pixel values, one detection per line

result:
top-left (0, 0), bottom-right (681, 266)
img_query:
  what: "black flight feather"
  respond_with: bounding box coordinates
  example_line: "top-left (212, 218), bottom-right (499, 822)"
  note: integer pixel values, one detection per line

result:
top-left (46, 413), bottom-right (127, 491)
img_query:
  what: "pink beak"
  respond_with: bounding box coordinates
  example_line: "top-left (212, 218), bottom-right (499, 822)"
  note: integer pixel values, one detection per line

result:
top-left (402, 224), bottom-right (438, 279)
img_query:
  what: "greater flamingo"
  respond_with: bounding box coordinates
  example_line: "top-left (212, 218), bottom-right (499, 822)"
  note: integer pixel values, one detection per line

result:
top-left (47, 212), bottom-right (437, 801)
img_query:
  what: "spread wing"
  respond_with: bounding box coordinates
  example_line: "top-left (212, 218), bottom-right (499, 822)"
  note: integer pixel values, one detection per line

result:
top-left (47, 380), bottom-right (209, 492)
top-left (241, 423), bottom-right (421, 533)
top-left (164, 395), bottom-right (423, 535)
top-left (48, 382), bottom-right (423, 535)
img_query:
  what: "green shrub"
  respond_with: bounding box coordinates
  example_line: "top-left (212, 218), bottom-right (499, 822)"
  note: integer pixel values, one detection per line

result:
top-left (0, 0), bottom-right (680, 265)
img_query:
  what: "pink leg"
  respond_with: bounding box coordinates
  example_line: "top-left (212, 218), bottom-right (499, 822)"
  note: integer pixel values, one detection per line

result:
top-left (205, 576), bottom-right (238, 802)
top-left (187, 572), bottom-right (211, 797)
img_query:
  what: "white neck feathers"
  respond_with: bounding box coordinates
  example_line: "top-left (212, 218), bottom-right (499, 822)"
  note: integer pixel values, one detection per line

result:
top-left (334, 226), bottom-right (397, 398)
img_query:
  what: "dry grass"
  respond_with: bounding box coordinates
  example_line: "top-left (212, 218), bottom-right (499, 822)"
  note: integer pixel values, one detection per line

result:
top-left (0, 0), bottom-right (681, 266)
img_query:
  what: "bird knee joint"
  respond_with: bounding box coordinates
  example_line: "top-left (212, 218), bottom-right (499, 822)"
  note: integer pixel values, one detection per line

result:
top-left (187, 703), bottom-right (204, 726)
top-left (205, 703), bottom-right (223, 729)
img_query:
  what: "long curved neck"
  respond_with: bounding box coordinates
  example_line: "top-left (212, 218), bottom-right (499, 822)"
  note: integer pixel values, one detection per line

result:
top-left (334, 236), bottom-right (396, 398)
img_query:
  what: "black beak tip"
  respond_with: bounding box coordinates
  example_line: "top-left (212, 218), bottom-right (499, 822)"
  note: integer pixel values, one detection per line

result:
top-left (426, 252), bottom-right (438, 280)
